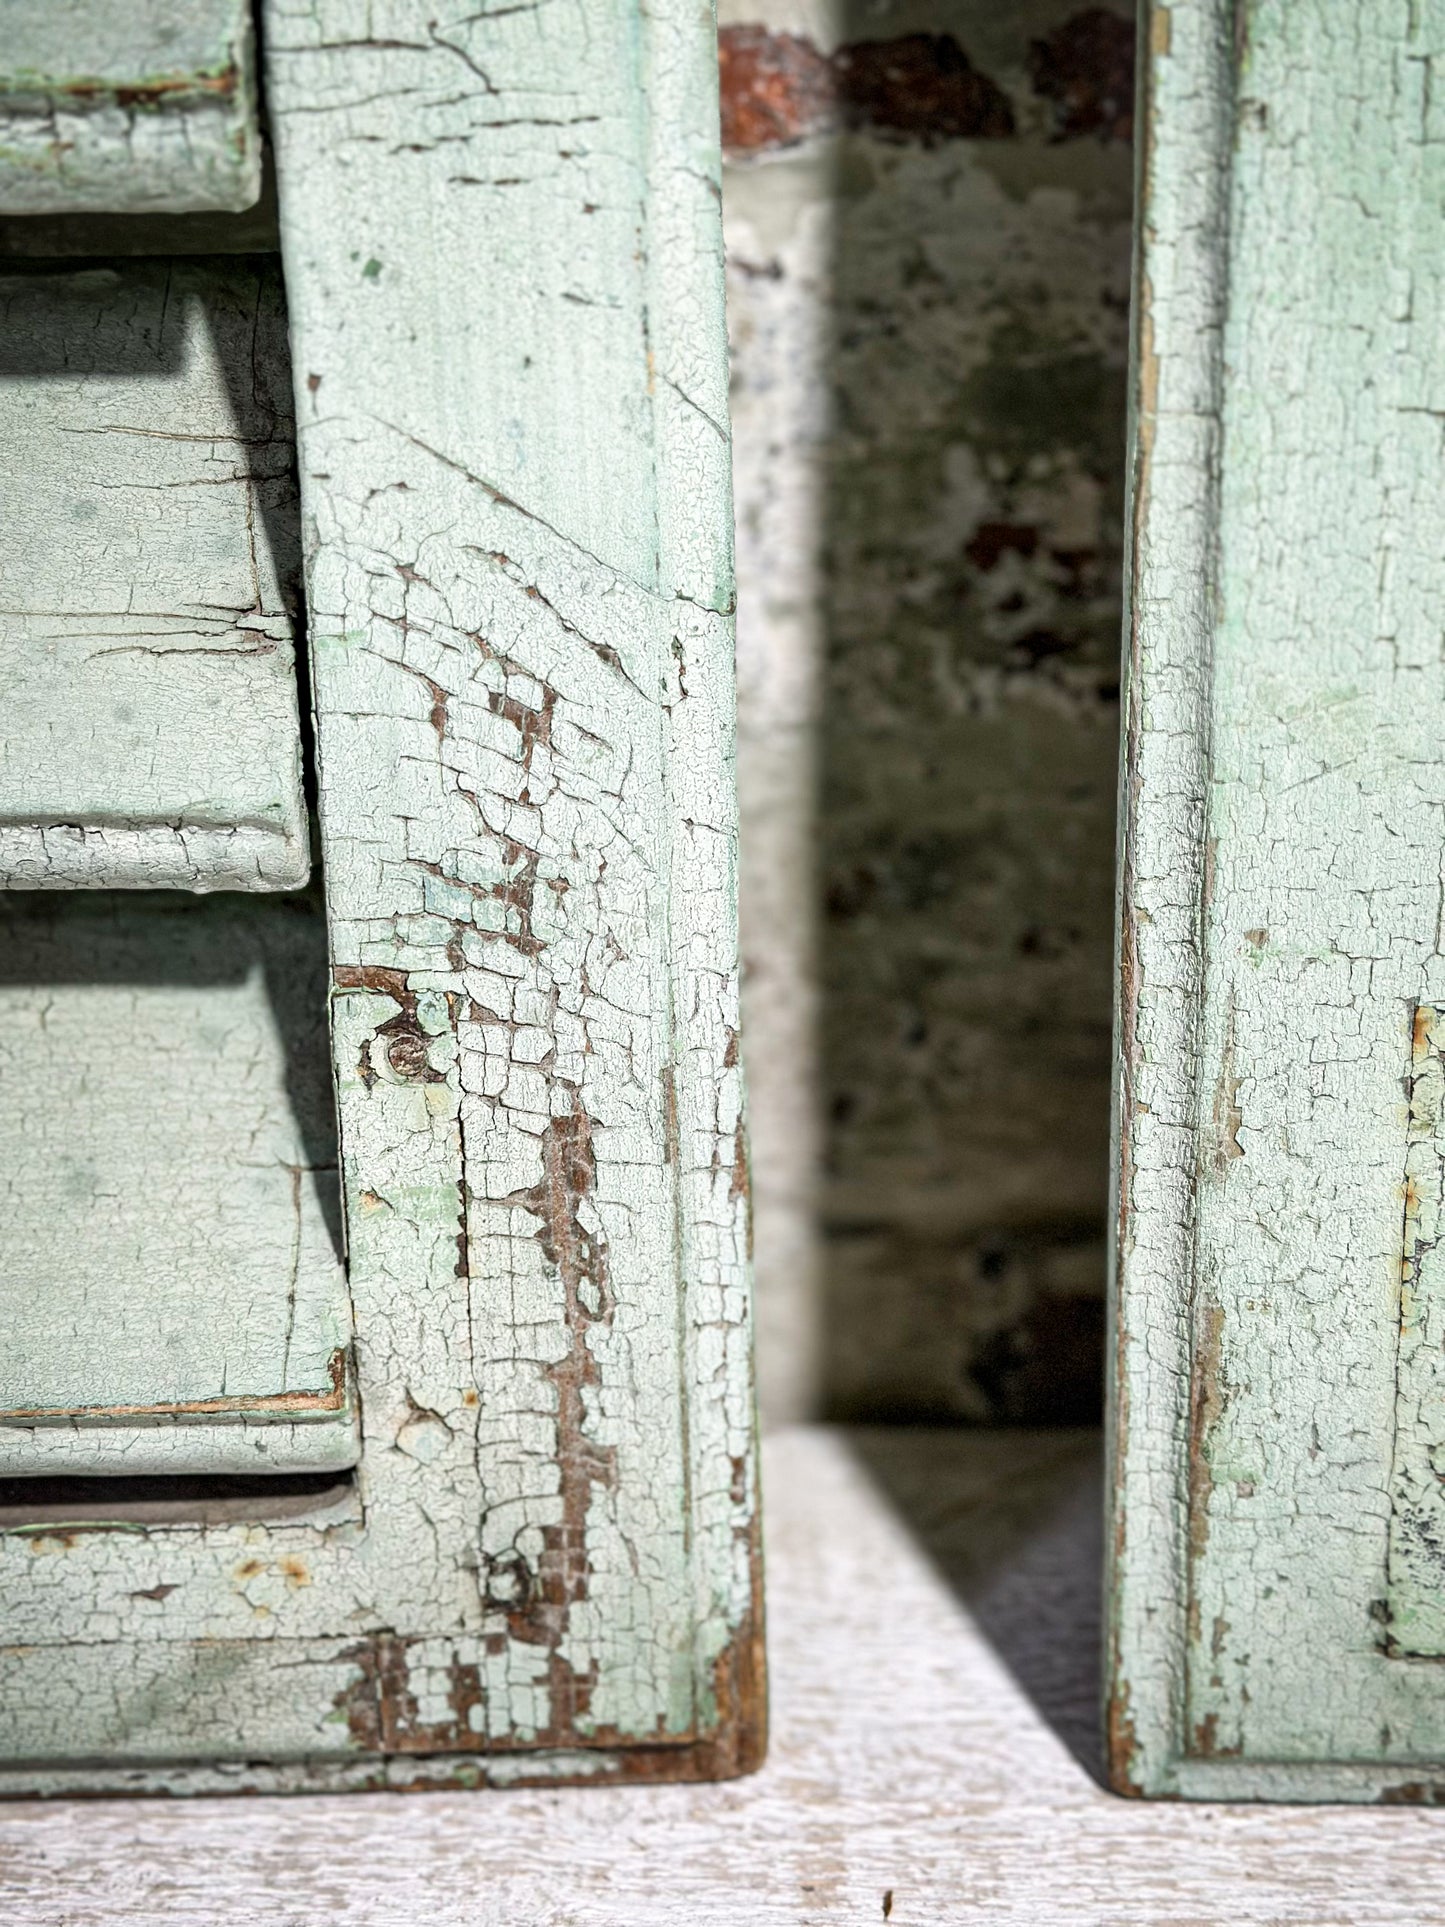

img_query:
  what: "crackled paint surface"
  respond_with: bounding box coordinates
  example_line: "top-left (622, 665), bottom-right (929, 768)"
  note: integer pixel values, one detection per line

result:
top-left (1112, 0), bottom-right (1445, 1798)
top-left (1387, 1003), bottom-right (1445, 1656)
top-left (0, 0), bottom-right (760, 1791)
top-left (0, 891), bottom-right (356, 1476)
top-left (0, 258), bottom-right (311, 891)
top-left (722, 0), bottom-right (1133, 1422)
top-left (0, 0), bottom-right (261, 215)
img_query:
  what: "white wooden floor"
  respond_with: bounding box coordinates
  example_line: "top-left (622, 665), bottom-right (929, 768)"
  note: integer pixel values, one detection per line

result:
top-left (5, 1427), bottom-right (1445, 1925)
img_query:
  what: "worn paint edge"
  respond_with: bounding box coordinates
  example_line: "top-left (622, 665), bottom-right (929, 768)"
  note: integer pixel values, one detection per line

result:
top-left (1104, 0), bottom-right (1231, 1800)
top-left (0, 1351), bottom-right (350, 1427)
top-left (0, 1512), bottom-right (762, 1798)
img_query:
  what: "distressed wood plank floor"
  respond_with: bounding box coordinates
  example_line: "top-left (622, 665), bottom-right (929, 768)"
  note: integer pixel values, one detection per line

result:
top-left (3, 1427), bottom-right (1443, 1925)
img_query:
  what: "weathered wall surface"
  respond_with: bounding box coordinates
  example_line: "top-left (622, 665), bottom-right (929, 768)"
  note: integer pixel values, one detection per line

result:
top-left (722, 0), bottom-right (1134, 1422)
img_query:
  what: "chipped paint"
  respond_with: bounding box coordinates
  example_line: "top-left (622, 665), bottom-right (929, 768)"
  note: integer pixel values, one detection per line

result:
top-left (0, 0), bottom-right (761, 1791)
top-left (0, 1), bottom-right (261, 214)
top-left (1386, 1006), bottom-right (1445, 1656)
top-left (0, 1351), bottom-right (348, 1426)
top-left (1112, 0), bottom-right (1445, 1796)
top-left (0, 258), bottom-right (311, 892)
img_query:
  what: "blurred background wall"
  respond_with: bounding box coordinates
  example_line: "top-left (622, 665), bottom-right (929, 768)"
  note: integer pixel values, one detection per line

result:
top-left (720, 0), bottom-right (1135, 1425)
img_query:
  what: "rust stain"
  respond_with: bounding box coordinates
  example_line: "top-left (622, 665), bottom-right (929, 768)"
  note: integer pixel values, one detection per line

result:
top-left (330, 1160), bottom-right (767, 1770)
top-left (1105, 1675), bottom-right (1144, 1796)
top-left (332, 1504), bottom-right (767, 1775)
top-left (486, 672), bottom-right (555, 777)
top-left (336, 964), bottom-right (454, 1087)
top-left (233, 1556), bottom-right (310, 1590)
top-left (21, 1530), bottom-right (79, 1552)
top-left (0, 1348), bottom-right (348, 1425)
top-left (334, 1635), bottom-right (766, 1786)
top-left (1189, 1709), bottom-right (1238, 1758)
top-left (517, 1098), bottom-right (619, 1743)
top-left (1414, 1001), bottom-right (1435, 1061)
top-left (729, 1454), bottom-right (748, 1508)
top-left (385, 1029), bottom-right (446, 1084)
top-left (1187, 1296), bottom-right (1227, 1570)
top-left (334, 963), bottom-right (413, 1002)
top-left (729, 1118), bottom-right (751, 1204)
top-left (340, 1097), bottom-right (624, 1754)
top-left (1399, 1003), bottom-right (1435, 1298)
top-left (661, 1064), bottom-right (679, 1166)
top-left (1029, 7), bottom-right (1136, 142)
top-left (60, 68), bottom-right (241, 109)
top-left (718, 25), bottom-right (1013, 159)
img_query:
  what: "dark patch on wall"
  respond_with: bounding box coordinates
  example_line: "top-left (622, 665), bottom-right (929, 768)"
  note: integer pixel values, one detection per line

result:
top-left (964, 522), bottom-right (1040, 571)
top-left (833, 35), bottom-right (1016, 143)
top-left (719, 25), bottom-right (1013, 159)
top-left (724, 0), bottom-right (1136, 1425)
top-left (824, 1218), bottom-right (1112, 1424)
top-left (969, 1289), bottom-right (1107, 1423)
top-left (816, 3), bottom-right (1131, 1424)
top-left (1029, 7), bottom-right (1137, 142)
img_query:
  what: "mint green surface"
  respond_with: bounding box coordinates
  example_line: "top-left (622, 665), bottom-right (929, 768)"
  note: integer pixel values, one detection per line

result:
top-left (1111, 0), bottom-right (1445, 1798)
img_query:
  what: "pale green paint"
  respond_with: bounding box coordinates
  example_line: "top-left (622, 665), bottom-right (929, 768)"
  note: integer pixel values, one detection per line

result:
top-left (0, 0), bottom-right (261, 215)
top-left (0, 259), bottom-right (310, 891)
top-left (0, 0), bottom-right (758, 1790)
top-left (0, 893), bottom-right (357, 1476)
top-left (1112, 0), bottom-right (1445, 1799)
top-left (1387, 1004), bottom-right (1445, 1656)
